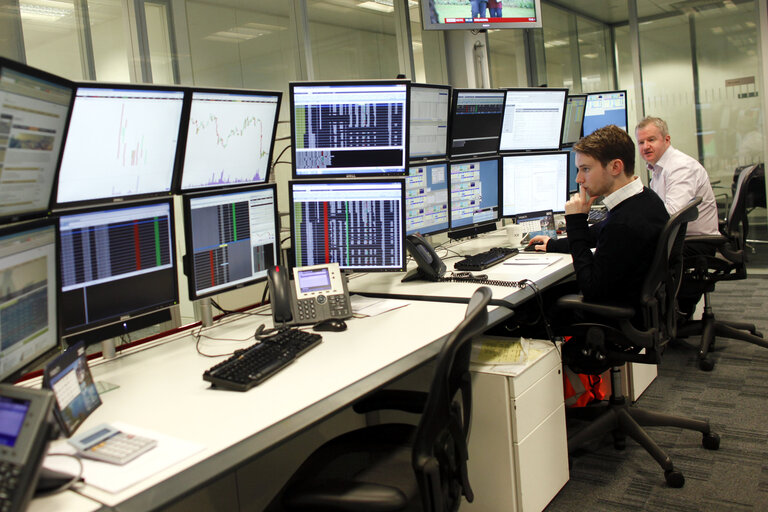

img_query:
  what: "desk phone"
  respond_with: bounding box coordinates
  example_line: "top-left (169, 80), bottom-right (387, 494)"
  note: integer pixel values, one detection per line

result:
top-left (68, 424), bottom-right (156, 465)
top-left (267, 263), bottom-right (352, 326)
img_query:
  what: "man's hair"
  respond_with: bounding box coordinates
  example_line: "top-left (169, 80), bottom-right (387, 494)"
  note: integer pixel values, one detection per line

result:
top-left (573, 125), bottom-right (635, 176)
top-left (636, 116), bottom-right (669, 138)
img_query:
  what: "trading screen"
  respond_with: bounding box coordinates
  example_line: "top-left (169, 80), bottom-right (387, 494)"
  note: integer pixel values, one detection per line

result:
top-left (409, 85), bottom-right (449, 159)
top-left (449, 158), bottom-right (500, 229)
top-left (449, 90), bottom-right (505, 157)
top-left (499, 88), bottom-right (566, 152)
top-left (583, 91), bottom-right (627, 136)
top-left (501, 152), bottom-right (569, 216)
top-left (561, 95), bottom-right (586, 146)
top-left (406, 162), bottom-right (449, 236)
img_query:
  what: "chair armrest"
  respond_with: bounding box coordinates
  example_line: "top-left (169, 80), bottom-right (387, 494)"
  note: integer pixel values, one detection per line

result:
top-left (685, 234), bottom-right (729, 247)
top-left (556, 294), bottom-right (635, 320)
top-left (353, 389), bottom-right (427, 415)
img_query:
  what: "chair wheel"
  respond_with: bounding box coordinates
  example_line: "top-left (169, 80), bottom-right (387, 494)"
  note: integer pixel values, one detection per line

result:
top-left (698, 358), bottom-right (715, 371)
top-left (665, 469), bottom-right (685, 488)
top-left (703, 432), bottom-right (720, 450)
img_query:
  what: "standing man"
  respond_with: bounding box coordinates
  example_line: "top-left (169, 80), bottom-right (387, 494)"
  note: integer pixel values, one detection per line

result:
top-left (488, 0), bottom-right (502, 17)
top-left (470, 0), bottom-right (488, 18)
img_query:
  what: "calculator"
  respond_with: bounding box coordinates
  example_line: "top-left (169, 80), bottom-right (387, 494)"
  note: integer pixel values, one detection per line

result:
top-left (68, 424), bottom-right (157, 465)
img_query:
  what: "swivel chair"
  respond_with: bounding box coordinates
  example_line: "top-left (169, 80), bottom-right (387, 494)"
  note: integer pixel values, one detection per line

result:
top-left (270, 286), bottom-right (492, 512)
top-left (678, 163), bottom-right (767, 371)
top-left (556, 198), bottom-right (719, 487)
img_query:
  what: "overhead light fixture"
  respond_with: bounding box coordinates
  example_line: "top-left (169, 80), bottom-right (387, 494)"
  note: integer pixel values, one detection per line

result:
top-left (359, 1), bottom-right (394, 13)
top-left (19, 2), bottom-right (72, 20)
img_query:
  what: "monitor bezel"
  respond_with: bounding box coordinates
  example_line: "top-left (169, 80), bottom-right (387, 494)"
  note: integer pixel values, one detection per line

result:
top-left (181, 182), bottom-right (280, 301)
top-left (289, 79), bottom-right (411, 180)
top-left (498, 87), bottom-right (568, 154)
top-left (0, 217), bottom-right (61, 383)
top-left (500, 150), bottom-right (570, 218)
top-left (52, 82), bottom-right (187, 211)
top-left (289, 177), bottom-right (407, 273)
top-left (448, 88), bottom-right (506, 159)
top-left (173, 86), bottom-right (283, 194)
top-left (0, 57), bottom-right (76, 225)
top-left (420, 0), bottom-right (543, 30)
top-left (582, 89), bottom-right (629, 137)
top-left (561, 93), bottom-right (587, 147)
top-left (408, 83), bottom-right (452, 162)
top-left (56, 197), bottom-right (180, 343)
top-left (447, 155), bottom-right (501, 239)
top-left (566, 146), bottom-right (579, 194)
top-left (406, 159), bottom-right (451, 237)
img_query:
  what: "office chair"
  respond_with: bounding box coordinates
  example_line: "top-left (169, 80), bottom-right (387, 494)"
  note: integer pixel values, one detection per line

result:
top-left (678, 163), bottom-right (767, 371)
top-left (556, 198), bottom-right (719, 488)
top-left (270, 286), bottom-right (492, 512)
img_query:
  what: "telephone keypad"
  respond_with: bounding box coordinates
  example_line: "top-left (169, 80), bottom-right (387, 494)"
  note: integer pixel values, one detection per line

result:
top-left (296, 298), bottom-right (318, 321)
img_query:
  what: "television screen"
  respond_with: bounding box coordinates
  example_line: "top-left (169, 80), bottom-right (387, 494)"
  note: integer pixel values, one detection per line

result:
top-left (0, 220), bottom-right (59, 383)
top-left (406, 161), bottom-right (449, 236)
top-left (449, 89), bottom-right (505, 158)
top-left (290, 179), bottom-right (405, 272)
top-left (290, 81), bottom-right (409, 178)
top-left (183, 184), bottom-right (279, 300)
top-left (583, 90), bottom-right (628, 137)
top-left (421, 0), bottom-right (543, 30)
top-left (177, 89), bottom-right (281, 192)
top-left (561, 94), bottom-right (586, 146)
top-left (449, 157), bottom-right (500, 236)
top-left (55, 84), bottom-right (185, 207)
top-left (499, 88), bottom-right (567, 153)
top-left (501, 151), bottom-right (569, 216)
top-left (409, 84), bottom-right (450, 160)
top-left (0, 57), bottom-right (75, 223)
top-left (58, 199), bottom-right (178, 342)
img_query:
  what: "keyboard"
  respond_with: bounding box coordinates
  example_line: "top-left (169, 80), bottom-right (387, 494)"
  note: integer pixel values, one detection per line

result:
top-left (454, 247), bottom-right (519, 271)
top-left (203, 328), bottom-right (322, 391)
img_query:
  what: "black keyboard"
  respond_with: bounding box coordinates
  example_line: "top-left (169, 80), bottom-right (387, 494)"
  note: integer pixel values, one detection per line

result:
top-left (203, 328), bottom-right (322, 391)
top-left (454, 247), bottom-right (519, 271)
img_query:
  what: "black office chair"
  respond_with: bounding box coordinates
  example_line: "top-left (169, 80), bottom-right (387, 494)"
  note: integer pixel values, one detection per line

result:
top-left (555, 198), bottom-right (719, 488)
top-left (678, 163), bottom-right (767, 371)
top-left (270, 286), bottom-right (492, 512)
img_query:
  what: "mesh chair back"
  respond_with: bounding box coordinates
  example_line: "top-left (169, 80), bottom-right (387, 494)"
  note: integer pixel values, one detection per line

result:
top-left (725, 163), bottom-right (762, 246)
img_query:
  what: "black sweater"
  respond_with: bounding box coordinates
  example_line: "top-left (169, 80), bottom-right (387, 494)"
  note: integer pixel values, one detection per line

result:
top-left (547, 188), bottom-right (669, 307)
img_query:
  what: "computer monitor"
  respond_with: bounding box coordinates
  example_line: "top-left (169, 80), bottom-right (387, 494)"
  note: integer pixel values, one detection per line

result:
top-left (183, 184), bottom-right (279, 300)
top-left (567, 146), bottom-right (579, 193)
top-left (448, 157), bottom-right (500, 238)
top-left (406, 161), bottom-right (449, 236)
top-left (290, 179), bottom-right (405, 272)
top-left (499, 88), bottom-right (567, 153)
top-left (177, 88), bottom-right (281, 192)
top-left (0, 220), bottom-right (59, 383)
top-left (57, 199), bottom-right (178, 344)
top-left (582, 90), bottom-right (628, 136)
top-left (290, 81), bottom-right (409, 178)
top-left (501, 151), bottom-right (569, 216)
top-left (54, 84), bottom-right (185, 207)
top-left (0, 57), bottom-right (75, 223)
top-left (448, 89), bottom-right (505, 158)
top-left (409, 83), bottom-right (450, 160)
top-left (561, 94), bottom-right (587, 146)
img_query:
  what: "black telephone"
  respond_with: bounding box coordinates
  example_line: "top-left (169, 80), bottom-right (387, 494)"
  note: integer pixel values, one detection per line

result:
top-left (402, 233), bottom-right (446, 282)
top-left (0, 384), bottom-right (56, 512)
top-left (267, 262), bottom-right (352, 327)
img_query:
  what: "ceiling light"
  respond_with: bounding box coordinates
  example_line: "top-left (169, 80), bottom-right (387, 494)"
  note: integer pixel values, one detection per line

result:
top-left (359, 1), bottom-right (394, 12)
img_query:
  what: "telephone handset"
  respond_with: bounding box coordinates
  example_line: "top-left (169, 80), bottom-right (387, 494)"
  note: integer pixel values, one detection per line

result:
top-left (267, 263), bottom-right (352, 327)
top-left (402, 233), bottom-right (446, 282)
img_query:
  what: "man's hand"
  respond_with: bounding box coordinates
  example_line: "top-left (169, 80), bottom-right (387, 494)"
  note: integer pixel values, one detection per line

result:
top-left (527, 235), bottom-right (550, 252)
top-left (564, 188), bottom-right (597, 215)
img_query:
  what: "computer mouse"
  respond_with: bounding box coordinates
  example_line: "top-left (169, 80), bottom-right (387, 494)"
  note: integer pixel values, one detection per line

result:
top-left (312, 318), bottom-right (348, 332)
top-left (524, 241), bottom-right (544, 252)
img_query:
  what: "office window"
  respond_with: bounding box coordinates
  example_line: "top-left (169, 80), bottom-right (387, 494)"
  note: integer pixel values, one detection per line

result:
top-left (409, 2), bottom-right (447, 84)
top-left (541, 3), bottom-right (576, 90)
top-left (576, 17), bottom-right (612, 93)
top-left (487, 29), bottom-right (527, 88)
top-left (90, 0), bottom-right (131, 81)
top-left (145, 0), bottom-right (176, 84)
top-left (17, 0), bottom-right (83, 80)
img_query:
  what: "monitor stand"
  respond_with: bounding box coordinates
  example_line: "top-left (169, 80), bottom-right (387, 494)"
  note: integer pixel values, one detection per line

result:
top-left (196, 297), bottom-right (214, 327)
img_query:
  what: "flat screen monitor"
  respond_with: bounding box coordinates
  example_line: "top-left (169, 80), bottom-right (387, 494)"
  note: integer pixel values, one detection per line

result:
top-left (499, 88), bottom-right (567, 153)
top-left (409, 84), bottom-right (450, 160)
top-left (406, 161), bottom-right (449, 236)
top-left (421, 0), bottom-right (543, 30)
top-left (290, 81), bottom-right (409, 178)
top-left (177, 88), bottom-right (281, 192)
top-left (55, 84), bottom-right (185, 207)
top-left (290, 179), bottom-right (405, 272)
top-left (501, 151), bottom-right (569, 216)
top-left (567, 146), bottom-right (579, 193)
top-left (0, 220), bottom-right (59, 383)
top-left (57, 199), bottom-right (178, 344)
top-left (0, 57), bottom-right (75, 223)
top-left (449, 157), bottom-right (500, 238)
top-left (583, 90), bottom-right (628, 136)
top-left (449, 89), bottom-right (505, 158)
top-left (561, 94), bottom-right (586, 146)
top-left (183, 184), bottom-right (279, 300)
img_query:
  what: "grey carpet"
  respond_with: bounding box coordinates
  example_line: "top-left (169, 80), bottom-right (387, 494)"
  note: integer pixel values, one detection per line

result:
top-left (545, 277), bottom-right (768, 511)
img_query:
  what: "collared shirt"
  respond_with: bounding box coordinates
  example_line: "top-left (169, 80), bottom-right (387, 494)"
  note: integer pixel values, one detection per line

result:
top-left (648, 146), bottom-right (719, 235)
top-left (603, 175), bottom-right (643, 211)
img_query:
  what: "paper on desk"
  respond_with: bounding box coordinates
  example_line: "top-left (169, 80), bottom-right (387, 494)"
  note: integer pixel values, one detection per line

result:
top-left (503, 254), bottom-right (562, 266)
top-left (471, 338), bottom-right (554, 375)
top-left (351, 295), bottom-right (409, 317)
top-left (43, 421), bottom-right (204, 494)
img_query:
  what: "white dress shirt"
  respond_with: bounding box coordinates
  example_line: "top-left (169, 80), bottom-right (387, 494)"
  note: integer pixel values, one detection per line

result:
top-left (603, 175), bottom-right (643, 211)
top-left (648, 146), bottom-right (719, 235)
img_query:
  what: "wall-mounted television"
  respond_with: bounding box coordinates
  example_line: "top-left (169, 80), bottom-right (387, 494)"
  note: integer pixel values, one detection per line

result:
top-left (421, 0), bottom-right (543, 30)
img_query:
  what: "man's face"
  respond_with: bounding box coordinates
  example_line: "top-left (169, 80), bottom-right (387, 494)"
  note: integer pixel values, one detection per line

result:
top-left (575, 153), bottom-right (614, 198)
top-left (636, 124), bottom-right (671, 166)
